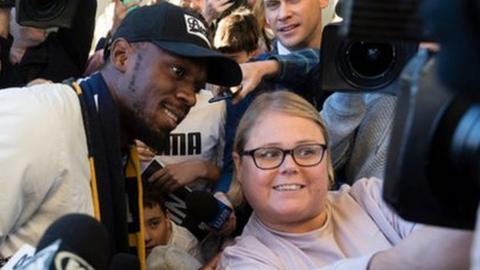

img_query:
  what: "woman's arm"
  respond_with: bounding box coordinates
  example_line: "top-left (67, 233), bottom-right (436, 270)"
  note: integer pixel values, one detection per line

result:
top-left (369, 226), bottom-right (472, 270)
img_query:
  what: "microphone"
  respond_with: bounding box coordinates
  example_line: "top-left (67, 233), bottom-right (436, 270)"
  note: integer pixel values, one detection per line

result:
top-left (109, 253), bottom-right (140, 270)
top-left (14, 213), bottom-right (110, 270)
top-left (185, 191), bottom-right (233, 231)
top-left (142, 160), bottom-right (233, 238)
top-left (146, 245), bottom-right (201, 270)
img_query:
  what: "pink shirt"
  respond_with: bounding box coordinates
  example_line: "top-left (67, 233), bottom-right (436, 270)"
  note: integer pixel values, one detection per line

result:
top-left (219, 178), bottom-right (418, 270)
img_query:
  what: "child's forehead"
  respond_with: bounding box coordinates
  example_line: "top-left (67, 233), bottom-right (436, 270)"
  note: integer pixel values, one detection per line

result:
top-left (144, 204), bottom-right (167, 218)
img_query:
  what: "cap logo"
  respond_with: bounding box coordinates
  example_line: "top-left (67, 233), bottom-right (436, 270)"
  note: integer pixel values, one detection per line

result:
top-left (184, 14), bottom-right (211, 48)
top-left (54, 251), bottom-right (94, 270)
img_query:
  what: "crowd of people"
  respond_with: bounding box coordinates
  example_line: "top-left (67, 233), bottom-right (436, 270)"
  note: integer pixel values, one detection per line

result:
top-left (0, 0), bottom-right (474, 269)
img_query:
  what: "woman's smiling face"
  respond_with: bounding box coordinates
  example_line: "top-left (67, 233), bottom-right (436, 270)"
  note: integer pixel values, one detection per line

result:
top-left (234, 111), bottom-right (330, 233)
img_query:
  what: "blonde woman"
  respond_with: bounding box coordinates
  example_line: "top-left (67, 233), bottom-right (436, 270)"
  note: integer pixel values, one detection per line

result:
top-left (219, 91), bottom-right (472, 270)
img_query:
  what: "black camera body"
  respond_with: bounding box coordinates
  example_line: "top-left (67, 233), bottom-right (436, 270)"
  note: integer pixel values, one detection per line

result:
top-left (13, 0), bottom-right (80, 29)
top-left (331, 0), bottom-right (480, 229)
top-left (0, 0), bottom-right (15, 8)
top-left (320, 23), bottom-right (418, 91)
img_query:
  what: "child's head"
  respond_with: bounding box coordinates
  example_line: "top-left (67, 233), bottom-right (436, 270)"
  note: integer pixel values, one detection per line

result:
top-left (214, 7), bottom-right (261, 63)
top-left (143, 191), bottom-right (171, 256)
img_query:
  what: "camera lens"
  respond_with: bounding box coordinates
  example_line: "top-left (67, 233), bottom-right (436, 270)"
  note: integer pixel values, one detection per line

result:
top-left (23, 0), bottom-right (66, 21)
top-left (336, 40), bottom-right (415, 90)
top-left (346, 42), bottom-right (395, 79)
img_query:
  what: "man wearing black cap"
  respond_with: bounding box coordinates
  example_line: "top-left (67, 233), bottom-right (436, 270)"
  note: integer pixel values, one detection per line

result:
top-left (0, 2), bottom-right (241, 268)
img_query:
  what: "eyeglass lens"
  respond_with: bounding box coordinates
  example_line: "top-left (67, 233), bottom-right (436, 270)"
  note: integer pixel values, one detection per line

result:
top-left (252, 144), bottom-right (325, 169)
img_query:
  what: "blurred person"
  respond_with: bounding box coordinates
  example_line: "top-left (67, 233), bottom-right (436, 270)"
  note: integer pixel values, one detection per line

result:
top-left (0, 2), bottom-right (241, 267)
top-left (214, 0), bottom-right (326, 199)
top-left (200, 0), bottom-right (234, 26)
top-left (143, 191), bottom-right (203, 269)
top-left (213, 7), bottom-right (261, 64)
top-left (232, 0), bottom-right (411, 183)
top-left (0, 0), bottom-right (96, 87)
top-left (252, 0), bottom-right (273, 52)
top-left (138, 9), bottom-right (259, 262)
top-left (319, 45), bottom-right (442, 184)
top-left (218, 91), bottom-right (472, 270)
top-left (232, 0), bottom-right (328, 101)
top-left (85, 0), bottom-right (152, 76)
top-left (210, 7), bottom-right (262, 195)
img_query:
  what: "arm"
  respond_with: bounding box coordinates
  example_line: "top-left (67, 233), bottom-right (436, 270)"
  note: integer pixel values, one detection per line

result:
top-left (368, 226), bottom-right (472, 270)
top-left (317, 179), bottom-right (472, 270)
top-left (111, 0), bottom-right (139, 35)
top-left (320, 92), bottom-right (366, 171)
top-left (267, 48), bottom-right (319, 84)
top-left (233, 60), bottom-right (279, 102)
top-left (148, 160), bottom-right (221, 192)
top-left (0, 88), bottom-right (63, 256)
top-left (233, 49), bottom-right (319, 102)
top-left (0, 8), bottom-right (9, 39)
top-left (202, 0), bottom-right (234, 26)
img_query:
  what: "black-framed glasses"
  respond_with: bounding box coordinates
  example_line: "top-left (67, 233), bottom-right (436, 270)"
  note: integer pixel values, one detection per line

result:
top-left (240, 143), bottom-right (327, 170)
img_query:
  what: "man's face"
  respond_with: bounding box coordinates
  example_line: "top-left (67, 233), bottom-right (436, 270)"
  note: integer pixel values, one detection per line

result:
top-left (264, 0), bottom-right (327, 50)
top-left (144, 204), bottom-right (170, 256)
top-left (115, 42), bottom-right (207, 152)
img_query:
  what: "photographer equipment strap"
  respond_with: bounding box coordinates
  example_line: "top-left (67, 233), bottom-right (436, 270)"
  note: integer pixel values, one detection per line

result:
top-left (69, 74), bottom-right (145, 269)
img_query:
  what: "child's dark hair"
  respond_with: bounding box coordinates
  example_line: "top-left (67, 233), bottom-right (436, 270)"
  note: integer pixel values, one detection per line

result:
top-left (143, 191), bottom-right (167, 212)
top-left (214, 7), bottom-right (260, 54)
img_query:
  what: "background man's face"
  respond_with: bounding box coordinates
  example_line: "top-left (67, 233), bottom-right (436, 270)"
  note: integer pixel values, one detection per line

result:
top-left (264, 0), bottom-right (327, 50)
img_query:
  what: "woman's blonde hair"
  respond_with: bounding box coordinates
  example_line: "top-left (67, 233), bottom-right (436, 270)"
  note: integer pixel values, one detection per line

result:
top-left (227, 91), bottom-right (335, 206)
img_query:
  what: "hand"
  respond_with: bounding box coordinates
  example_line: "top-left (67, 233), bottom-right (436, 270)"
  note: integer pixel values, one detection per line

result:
top-left (147, 160), bottom-right (207, 192)
top-left (112, 0), bottom-right (139, 34)
top-left (0, 8), bottom-right (10, 39)
top-left (215, 211), bottom-right (236, 236)
top-left (210, 192), bottom-right (236, 235)
top-left (232, 60), bottom-right (280, 104)
top-left (202, 0), bottom-right (234, 25)
top-left (199, 253), bottom-right (221, 270)
top-left (135, 139), bottom-right (156, 162)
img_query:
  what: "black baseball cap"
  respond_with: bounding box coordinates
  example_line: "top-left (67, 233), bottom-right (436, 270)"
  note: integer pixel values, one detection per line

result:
top-left (112, 2), bottom-right (242, 87)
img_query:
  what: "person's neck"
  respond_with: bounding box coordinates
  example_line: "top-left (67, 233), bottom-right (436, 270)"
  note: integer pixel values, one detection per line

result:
top-left (260, 210), bottom-right (328, 234)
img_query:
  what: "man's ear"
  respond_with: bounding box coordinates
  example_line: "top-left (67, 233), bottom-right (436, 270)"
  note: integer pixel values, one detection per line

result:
top-left (109, 38), bottom-right (132, 73)
top-left (232, 152), bottom-right (243, 183)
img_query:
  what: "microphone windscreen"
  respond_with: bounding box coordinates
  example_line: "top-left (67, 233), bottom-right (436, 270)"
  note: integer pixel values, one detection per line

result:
top-left (109, 253), bottom-right (140, 270)
top-left (146, 245), bottom-right (201, 270)
top-left (185, 191), bottom-right (218, 221)
top-left (36, 214), bottom-right (110, 270)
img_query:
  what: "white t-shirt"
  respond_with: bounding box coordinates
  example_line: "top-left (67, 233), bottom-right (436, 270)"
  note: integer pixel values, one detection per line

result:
top-left (219, 178), bottom-right (418, 270)
top-left (168, 221), bottom-right (202, 262)
top-left (146, 221), bottom-right (203, 270)
top-left (154, 90), bottom-right (226, 190)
